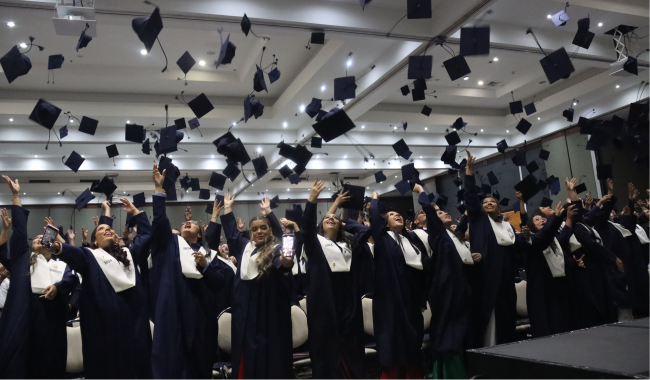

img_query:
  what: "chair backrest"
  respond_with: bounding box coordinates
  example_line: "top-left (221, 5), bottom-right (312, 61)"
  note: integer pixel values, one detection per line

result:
top-left (422, 302), bottom-right (432, 330)
top-left (150, 320), bottom-right (154, 339)
top-left (361, 294), bottom-right (374, 336)
top-left (66, 326), bottom-right (83, 374)
top-left (291, 304), bottom-right (308, 348)
top-left (217, 308), bottom-right (232, 354)
top-left (299, 297), bottom-right (307, 315)
top-left (515, 280), bottom-right (528, 317)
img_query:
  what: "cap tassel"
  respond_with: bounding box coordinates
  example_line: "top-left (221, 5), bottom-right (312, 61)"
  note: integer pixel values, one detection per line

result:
top-left (45, 128), bottom-right (62, 150)
top-left (526, 28), bottom-right (547, 57)
top-left (112, 157), bottom-right (116, 166)
top-left (156, 37), bottom-right (168, 72)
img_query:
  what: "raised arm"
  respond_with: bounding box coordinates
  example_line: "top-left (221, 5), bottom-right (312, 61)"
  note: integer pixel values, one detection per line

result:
top-left (565, 177), bottom-right (580, 202)
top-left (344, 218), bottom-right (372, 243)
top-left (51, 242), bottom-right (91, 274)
top-left (220, 193), bottom-right (249, 262)
top-left (573, 224), bottom-right (622, 271)
top-left (303, 179), bottom-right (325, 238)
top-left (369, 192), bottom-right (386, 242)
top-left (260, 197), bottom-right (283, 240)
top-left (0, 208), bottom-right (11, 269)
top-left (151, 165), bottom-right (173, 254)
top-left (463, 151), bottom-right (482, 221)
top-left (3, 176), bottom-right (30, 263)
top-left (327, 188), bottom-right (351, 217)
top-left (98, 200), bottom-right (113, 228)
top-left (530, 204), bottom-right (565, 248)
top-left (53, 265), bottom-right (80, 298)
top-left (592, 195), bottom-right (616, 227)
top-left (414, 185), bottom-right (446, 237)
top-left (121, 197), bottom-right (151, 266)
top-left (205, 199), bottom-right (224, 250)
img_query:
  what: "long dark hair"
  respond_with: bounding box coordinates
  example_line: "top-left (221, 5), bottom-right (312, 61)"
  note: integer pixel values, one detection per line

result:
top-left (380, 211), bottom-right (420, 254)
top-left (318, 213), bottom-right (356, 252)
top-left (89, 226), bottom-right (131, 267)
top-left (482, 197), bottom-right (503, 223)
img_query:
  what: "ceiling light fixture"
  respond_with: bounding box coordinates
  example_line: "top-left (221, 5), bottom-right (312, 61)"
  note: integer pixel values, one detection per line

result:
top-left (283, 122), bottom-right (288, 128)
top-left (7, 22), bottom-right (15, 27)
top-left (361, 125), bottom-right (365, 129)
top-left (8, 118), bottom-right (13, 122)
top-left (140, 49), bottom-right (147, 55)
top-left (547, 14), bottom-right (552, 19)
top-left (299, 104), bottom-right (305, 112)
top-left (424, 127), bottom-right (428, 130)
top-left (493, 57), bottom-right (499, 61)
top-left (506, 130), bottom-right (509, 133)
top-left (199, 60), bottom-right (206, 66)
top-left (616, 84), bottom-right (620, 88)
top-left (34, 155), bottom-right (38, 158)
top-left (598, 22), bottom-right (603, 27)
top-left (478, 80), bottom-right (484, 85)
top-left (257, 147), bottom-right (262, 152)
top-left (126, 120), bottom-right (130, 123)
top-left (538, 117), bottom-right (541, 120)
top-left (346, 59), bottom-right (352, 67)
top-left (321, 85), bottom-right (326, 92)
top-left (463, 76), bottom-right (469, 80)
top-left (481, 129), bottom-right (484, 132)
top-left (19, 43), bottom-right (27, 48)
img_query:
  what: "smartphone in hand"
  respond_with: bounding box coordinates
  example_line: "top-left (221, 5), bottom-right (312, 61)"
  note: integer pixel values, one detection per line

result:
top-left (282, 234), bottom-right (294, 258)
top-left (42, 225), bottom-right (59, 248)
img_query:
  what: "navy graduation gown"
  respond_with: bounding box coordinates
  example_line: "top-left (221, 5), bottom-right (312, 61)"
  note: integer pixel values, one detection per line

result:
top-left (417, 192), bottom-right (473, 357)
top-left (343, 218), bottom-right (375, 297)
top-left (0, 205), bottom-right (78, 379)
top-left (221, 212), bottom-right (293, 379)
top-left (617, 211), bottom-right (649, 315)
top-left (369, 199), bottom-right (425, 368)
top-left (301, 201), bottom-right (365, 378)
top-left (464, 174), bottom-right (517, 348)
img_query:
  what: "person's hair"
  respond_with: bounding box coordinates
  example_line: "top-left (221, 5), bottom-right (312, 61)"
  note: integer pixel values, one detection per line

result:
top-left (638, 211), bottom-right (649, 225)
top-left (482, 197), bottom-right (503, 223)
top-left (318, 213), bottom-right (356, 252)
top-left (447, 227), bottom-right (467, 243)
top-left (90, 225), bottom-right (131, 267)
top-left (248, 216), bottom-right (278, 276)
top-left (381, 211), bottom-right (420, 254)
top-left (527, 209), bottom-right (546, 233)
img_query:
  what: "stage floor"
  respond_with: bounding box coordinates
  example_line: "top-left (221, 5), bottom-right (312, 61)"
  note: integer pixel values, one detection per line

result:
top-left (467, 318), bottom-right (649, 379)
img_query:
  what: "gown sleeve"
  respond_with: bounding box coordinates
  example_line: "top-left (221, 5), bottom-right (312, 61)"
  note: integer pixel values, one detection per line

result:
top-left (463, 174), bottom-right (482, 223)
top-left (556, 224), bottom-right (573, 247)
top-left (221, 213), bottom-right (250, 263)
top-left (151, 194), bottom-right (174, 258)
top-left (573, 224), bottom-right (617, 265)
top-left (129, 212), bottom-right (152, 268)
top-left (369, 199), bottom-right (386, 243)
top-left (456, 214), bottom-right (469, 235)
top-left (204, 221), bottom-right (223, 251)
top-left (266, 211), bottom-right (284, 240)
top-left (53, 265), bottom-right (80, 298)
top-left (0, 243), bottom-right (9, 271)
top-left (54, 243), bottom-right (92, 274)
top-left (530, 215), bottom-right (564, 248)
top-left (201, 260), bottom-right (227, 291)
top-left (343, 218), bottom-right (372, 243)
top-left (9, 205), bottom-right (30, 264)
top-left (418, 192), bottom-right (446, 237)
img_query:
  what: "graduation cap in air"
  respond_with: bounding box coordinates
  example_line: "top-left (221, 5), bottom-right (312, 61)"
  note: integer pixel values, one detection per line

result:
top-left (374, 170), bottom-right (387, 183)
top-left (445, 130), bottom-right (461, 145)
top-left (293, 165), bottom-right (307, 176)
top-left (142, 138), bottom-right (151, 155)
top-left (611, 115), bottom-right (626, 129)
top-left (244, 95), bottom-right (265, 122)
top-left (29, 99), bottom-right (61, 130)
top-left (487, 170), bottom-right (499, 185)
top-left (125, 124), bottom-right (144, 143)
top-left (171, 118), bottom-right (186, 130)
top-left (253, 65), bottom-right (268, 93)
top-left (546, 176), bottom-right (560, 195)
top-left (285, 204), bottom-right (303, 228)
top-left (268, 67), bottom-right (281, 84)
top-left (421, 105), bottom-right (432, 117)
top-left (394, 180), bottom-right (411, 195)
top-left (334, 76), bottom-right (356, 101)
top-left (443, 55), bottom-right (471, 81)
top-left (288, 173), bottom-right (301, 185)
top-left (215, 29), bottom-right (236, 69)
top-left (1, 45), bottom-right (32, 83)
top-left (392, 139), bottom-right (412, 160)
top-left (510, 100), bottom-right (523, 115)
top-left (400, 85), bottom-right (410, 96)
top-left (186, 178), bottom-right (198, 191)
top-left (132, 4), bottom-right (167, 71)
top-left (527, 29), bottom-right (574, 84)
top-left (310, 136), bottom-right (322, 148)
top-left (241, 14), bottom-right (251, 36)
top-left (516, 118), bottom-right (532, 135)
top-left (411, 88), bottom-right (425, 102)
top-left (311, 108), bottom-right (355, 142)
top-left (481, 184), bottom-right (491, 195)
top-left (514, 174), bottom-right (541, 201)
top-left (623, 56), bottom-right (638, 76)
top-left (133, 192), bottom-right (145, 208)
top-left (578, 116), bottom-right (594, 134)
top-left (512, 150), bottom-right (527, 166)
top-left (539, 149), bottom-right (550, 160)
top-left (441, 145), bottom-right (457, 165)
top-left (524, 102), bottom-right (536, 116)
top-left (450, 118), bottom-right (467, 130)
top-left (550, 8), bottom-right (569, 27)
top-left (456, 188), bottom-right (465, 203)
top-left (341, 184), bottom-right (366, 211)
top-left (59, 125), bottom-right (68, 139)
top-left (540, 197), bottom-right (553, 208)
top-left (563, 108), bottom-right (574, 122)
top-left (574, 183), bottom-right (587, 194)
top-left (408, 55), bottom-right (432, 80)
top-left (413, 78), bottom-right (427, 91)
top-left (75, 188), bottom-right (95, 211)
top-left (278, 165), bottom-right (293, 179)
top-left (492, 189), bottom-right (501, 202)
top-left (305, 98), bottom-right (323, 118)
top-left (47, 54), bottom-right (64, 83)
top-left (199, 189), bottom-right (211, 200)
top-left (401, 162), bottom-right (420, 184)
top-left (106, 144), bottom-right (119, 159)
top-left (573, 17), bottom-right (595, 49)
top-left (596, 164), bottom-right (613, 180)
top-left (157, 126), bottom-right (183, 154)
top-left (76, 23), bottom-right (93, 52)
top-left (453, 177), bottom-right (463, 187)
top-left (96, 176), bottom-right (117, 197)
top-left (460, 26), bottom-right (490, 56)
top-left (407, 0), bottom-right (431, 19)
top-left (496, 139), bottom-right (508, 153)
top-left (252, 156), bottom-right (268, 178)
top-left (209, 172), bottom-right (227, 190)
top-left (180, 175), bottom-right (191, 191)
top-left (223, 163), bottom-right (241, 182)
top-left (63, 151), bottom-right (85, 173)
top-left (537, 179), bottom-right (547, 190)
top-left (176, 51), bottom-right (195, 85)
top-left (586, 128), bottom-right (610, 150)
top-left (187, 93), bottom-right (214, 119)
top-left (79, 116), bottom-right (98, 135)
top-left (628, 102), bottom-right (649, 125)
top-left (310, 32), bottom-right (325, 45)
top-left (269, 195), bottom-right (280, 209)
top-left (498, 197), bottom-right (510, 207)
top-left (213, 132), bottom-right (251, 165)
top-left (526, 160), bottom-right (539, 174)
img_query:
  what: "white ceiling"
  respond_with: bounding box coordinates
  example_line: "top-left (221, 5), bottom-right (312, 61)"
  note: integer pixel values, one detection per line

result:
top-left (0, 0), bottom-right (647, 205)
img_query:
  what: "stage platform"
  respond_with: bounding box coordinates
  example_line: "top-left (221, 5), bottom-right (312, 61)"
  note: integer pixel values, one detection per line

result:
top-left (466, 318), bottom-right (649, 379)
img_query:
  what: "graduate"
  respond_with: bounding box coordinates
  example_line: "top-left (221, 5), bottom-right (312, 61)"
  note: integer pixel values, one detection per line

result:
top-left (342, 204), bottom-right (375, 298)
top-left (220, 192), bottom-right (294, 379)
top-left (301, 182), bottom-right (365, 378)
top-left (412, 183), bottom-right (481, 379)
top-left (149, 165), bottom-right (226, 379)
top-left (369, 190), bottom-right (425, 379)
top-left (0, 176), bottom-right (78, 379)
top-left (463, 151), bottom-right (518, 348)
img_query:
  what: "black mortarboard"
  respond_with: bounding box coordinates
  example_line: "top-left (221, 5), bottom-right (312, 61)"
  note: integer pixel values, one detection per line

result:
top-left (547, 176), bottom-right (560, 195)
top-left (29, 99), bottom-right (61, 130)
top-left (180, 175), bottom-right (191, 191)
top-left (628, 102), bottom-right (649, 124)
top-left (496, 139), bottom-right (508, 153)
top-left (539, 149), bottom-right (550, 160)
top-left (624, 56), bottom-right (638, 75)
top-left (411, 88), bottom-right (425, 101)
top-left (516, 118), bottom-right (532, 135)
top-left (445, 130), bottom-right (461, 145)
top-left (288, 173), bottom-right (301, 185)
top-left (611, 115), bottom-right (626, 129)
top-left (176, 51), bottom-right (195, 75)
top-left (524, 102), bottom-right (537, 115)
top-left (526, 160), bottom-right (539, 174)
top-left (252, 156), bottom-right (268, 178)
top-left (493, 189), bottom-right (501, 201)
top-left (125, 123), bottom-right (144, 143)
top-left (550, 9), bottom-right (569, 27)
top-left (188, 93), bottom-right (214, 119)
top-left (311, 32), bottom-right (325, 44)
top-left (305, 98), bottom-right (322, 118)
top-left (132, 7), bottom-right (162, 53)
top-left (243, 96), bottom-right (265, 122)
top-left (573, 19), bottom-right (595, 49)
top-left (537, 179), bottom-right (547, 190)
top-left (413, 78), bottom-right (427, 90)
top-left (311, 108), bottom-right (355, 142)
top-left (64, 151), bottom-right (85, 172)
top-left (77, 24), bottom-right (93, 52)
top-left (499, 198), bottom-right (510, 207)
top-left (400, 85), bottom-right (410, 96)
top-left (293, 145), bottom-right (313, 168)
top-left (452, 117), bottom-right (467, 129)
top-left (59, 125), bottom-right (68, 139)
top-left (75, 188), bottom-right (95, 211)
top-left (394, 180), bottom-right (411, 195)
top-left (311, 136), bottom-right (322, 148)
top-left (574, 183), bottom-right (587, 194)
top-left (540, 197), bottom-right (553, 208)
top-left (540, 48), bottom-right (575, 84)
top-left (48, 54), bottom-right (64, 70)
top-left (253, 65), bottom-right (267, 93)
top-left (456, 189), bottom-right (465, 203)
top-left (401, 163), bottom-right (420, 183)
top-left (456, 204), bottom-right (467, 215)
top-left (341, 184), bottom-right (365, 211)
top-left (216, 32), bottom-right (236, 68)
top-left (453, 177), bottom-right (463, 187)
top-left (189, 178), bottom-right (200, 191)
top-left (374, 170), bottom-right (386, 183)
top-left (460, 26), bottom-right (490, 56)
top-left (441, 145), bottom-right (457, 165)
top-left (213, 132), bottom-right (251, 165)
top-left (392, 139), bottom-right (412, 160)
top-left (209, 172), bottom-right (227, 190)
top-left (269, 195), bottom-right (280, 209)
top-left (512, 150), bottom-right (527, 166)
top-left (443, 55), bottom-right (471, 81)
top-left (241, 14), bottom-right (251, 36)
top-left (578, 117), bottom-right (594, 134)
top-left (487, 170), bottom-right (499, 185)
top-left (315, 110), bottom-right (327, 121)
top-left (142, 138), bottom-right (151, 155)
top-left (514, 174), bottom-right (540, 201)
top-left (278, 165), bottom-right (293, 179)
top-left (408, 55), bottom-right (432, 80)
top-left (510, 100), bottom-right (523, 115)
top-left (596, 164), bottom-right (613, 180)
top-left (1, 45), bottom-right (32, 83)
top-left (268, 67), bottom-right (281, 84)
top-left (223, 163), bottom-right (241, 182)
top-left (97, 176), bottom-right (117, 197)
top-left (158, 126), bottom-right (181, 154)
top-left (481, 184), bottom-right (492, 194)
top-left (79, 116), bottom-right (98, 135)
top-left (293, 165), bottom-right (306, 175)
top-left (612, 136), bottom-right (624, 149)
top-left (133, 192), bottom-right (145, 208)
top-left (334, 76), bottom-right (356, 101)
top-left (106, 144), bottom-right (119, 158)
top-left (286, 204), bottom-right (304, 228)
top-left (199, 189), bottom-right (211, 200)
top-left (407, 0), bottom-right (431, 19)
top-left (563, 108), bottom-right (574, 122)
top-left (586, 128), bottom-right (610, 150)
top-left (421, 105), bottom-right (432, 117)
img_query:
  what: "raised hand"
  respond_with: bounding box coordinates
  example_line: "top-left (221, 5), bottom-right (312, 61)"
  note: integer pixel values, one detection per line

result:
top-left (93, 216), bottom-right (99, 227)
top-left (502, 213), bottom-right (512, 222)
top-left (622, 206), bottom-right (632, 216)
top-left (515, 191), bottom-right (523, 200)
top-left (45, 216), bottom-right (55, 226)
top-left (193, 251), bottom-right (207, 268)
top-left (224, 193), bottom-right (235, 208)
top-left (0, 208), bottom-right (11, 230)
top-left (2, 175), bottom-right (19, 195)
top-left (412, 183), bottom-right (424, 194)
top-left (101, 200), bottom-right (111, 215)
top-left (596, 194), bottom-right (612, 208)
top-left (120, 198), bottom-right (140, 215)
top-left (260, 197), bottom-right (272, 216)
top-left (152, 164), bottom-right (166, 193)
top-left (82, 227), bottom-right (88, 242)
top-left (607, 178), bottom-right (613, 195)
top-left (184, 206), bottom-right (192, 222)
top-left (332, 188), bottom-right (351, 208)
top-left (565, 177), bottom-right (578, 191)
top-left (211, 200), bottom-right (223, 222)
top-left (465, 150), bottom-right (476, 175)
top-left (554, 201), bottom-right (564, 217)
top-left (236, 217), bottom-right (245, 231)
top-left (308, 179), bottom-right (325, 203)
top-left (371, 191), bottom-right (379, 200)
top-left (521, 225), bottom-right (531, 240)
top-left (68, 229), bottom-right (76, 241)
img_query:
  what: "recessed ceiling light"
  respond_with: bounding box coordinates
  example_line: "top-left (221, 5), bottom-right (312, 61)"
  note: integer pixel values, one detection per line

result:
top-left (140, 49), bottom-right (147, 55)
top-left (199, 60), bottom-right (206, 66)
top-left (81, 155), bottom-right (84, 158)
top-left (538, 117), bottom-right (541, 120)
top-left (126, 155), bottom-right (129, 158)
top-left (7, 22), bottom-right (15, 27)
top-left (346, 59), bottom-right (352, 67)
top-left (547, 14), bottom-right (552, 19)
top-left (598, 22), bottom-right (603, 27)
top-left (419, 156), bottom-right (422, 158)
top-left (232, 121), bottom-right (236, 126)
top-left (343, 155), bottom-right (347, 158)
top-left (506, 130), bottom-right (509, 133)
top-left (211, 155), bottom-right (214, 158)
top-left (22, 193), bottom-right (26, 195)
top-left (361, 125), bottom-right (365, 129)
top-left (34, 155), bottom-right (38, 157)
top-left (367, 187), bottom-right (369, 189)
top-left (424, 127), bottom-right (428, 130)
top-left (393, 126), bottom-right (397, 130)
top-left (478, 80), bottom-right (484, 85)
top-left (316, 155), bottom-right (319, 158)
top-left (321, 85), bottom-right (326, 92)
top-left (69, 119), bottom-right (74, 123)
top-left (616, 85), bottom-right (620, 88)
top-left (169, 155), bottom-right (172, 158)
top-left (8, 118), bottom-right (13, 122)
top-left (283, 122), bottom-right (288, 127)
top-left (287, 189), bottom-right (290, 191)
top-left (58, 192), bottom-right (60, 195)
top-left (19, 43), bottom-right (27, 48)
top-left (493, 57), bottom-right (499, 61)
top-left (257, 147), bottom-right (262, 152)
top-left (126, 120), bottom-right (130, 123)
top-left (480, 129), bottom-right (484, 132)
top-left (573, 102), bottom-right (577, 106)
top-left (299, 104), bottom-right (305, 112)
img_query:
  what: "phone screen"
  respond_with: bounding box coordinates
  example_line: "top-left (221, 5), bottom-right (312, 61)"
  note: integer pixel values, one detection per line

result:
top-left (42, 225), bottom-right (59, 248)
top-left (282, 234), bottom-right (294, 257)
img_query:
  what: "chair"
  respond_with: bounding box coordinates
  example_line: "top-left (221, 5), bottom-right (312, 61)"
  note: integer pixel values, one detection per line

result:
top-left (514, 280), bottom-right (530, 333)
top-left (291, 304), bottom-right (309, 348)
top-left (66, 325), bottom-right (83, 374)
top-left (217, 308), bottom-right (232, 354)
top-left (361, 294), bottom-right (374, 336)
top-left (299, 297), bottom-right (307, 315)
top-left (149, 320), bottom-right (154, 339)
top-left (422, 301), bottom-right (431, 330)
